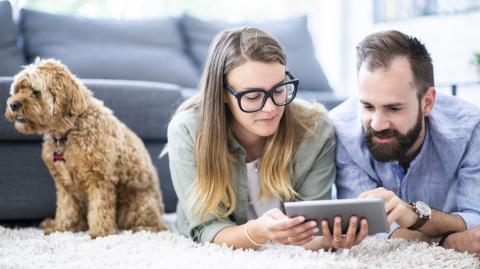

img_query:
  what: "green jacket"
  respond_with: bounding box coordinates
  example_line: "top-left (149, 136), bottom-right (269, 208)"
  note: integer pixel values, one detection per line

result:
top-left (167, 104), bottom-right (336, 243)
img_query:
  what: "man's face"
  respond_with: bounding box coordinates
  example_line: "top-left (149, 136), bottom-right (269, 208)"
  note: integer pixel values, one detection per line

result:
top-left (358, 57), bottom-right (425, 162)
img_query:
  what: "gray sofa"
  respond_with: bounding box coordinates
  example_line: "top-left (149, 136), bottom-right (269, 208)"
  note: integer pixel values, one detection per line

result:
top-left (0, 1), bottom-right (344, 221)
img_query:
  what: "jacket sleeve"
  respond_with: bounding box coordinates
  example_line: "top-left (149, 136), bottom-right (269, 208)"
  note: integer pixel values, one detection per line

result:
top-left (167, 112), bottom-right (236, 243)
top-left (292, 115), bottom-right (336, 201)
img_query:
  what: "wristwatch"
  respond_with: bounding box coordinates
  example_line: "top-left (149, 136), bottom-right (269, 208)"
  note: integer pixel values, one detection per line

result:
top-left (408, 201), bottom-right (432, 230)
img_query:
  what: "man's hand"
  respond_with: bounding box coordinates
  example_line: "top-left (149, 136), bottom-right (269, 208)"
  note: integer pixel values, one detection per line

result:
top-left (359, 187), bottom-right (418, 228)
top-left (444, 225), bottom-right (480, 256)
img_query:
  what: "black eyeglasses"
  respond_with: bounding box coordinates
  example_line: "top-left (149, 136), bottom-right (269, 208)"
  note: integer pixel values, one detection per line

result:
top-left (224, 71), bottom-right (299, 113)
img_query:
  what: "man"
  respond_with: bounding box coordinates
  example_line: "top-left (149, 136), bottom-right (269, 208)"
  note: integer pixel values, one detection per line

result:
top-left (329, 30), bottom-right (480, 255)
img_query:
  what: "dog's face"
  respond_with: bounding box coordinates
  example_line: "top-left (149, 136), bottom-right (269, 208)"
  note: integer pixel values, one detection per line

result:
top-left (5, 59), bottom-right (87, 134)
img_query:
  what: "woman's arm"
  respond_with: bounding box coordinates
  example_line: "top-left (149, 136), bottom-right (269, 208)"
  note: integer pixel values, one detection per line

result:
top-left (168, 111), bottom-right (236, 243)
top-left (214, 208), bottom-right (317, 249)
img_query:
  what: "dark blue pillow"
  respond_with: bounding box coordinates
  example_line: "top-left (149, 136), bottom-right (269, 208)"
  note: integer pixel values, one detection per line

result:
top-left (20, 9), bottom-right (200, 88)
top-left (0, 1), bottom-right (25, 76)
top-left (180, 15), bottom-right (333, 93)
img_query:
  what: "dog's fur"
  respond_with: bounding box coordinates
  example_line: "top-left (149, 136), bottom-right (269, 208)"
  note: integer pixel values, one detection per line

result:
top-left (5, 59), bottom-right (167, 238)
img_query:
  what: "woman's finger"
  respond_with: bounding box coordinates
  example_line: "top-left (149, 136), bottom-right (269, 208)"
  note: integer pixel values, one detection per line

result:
top-left (354, 218), bottom-right (369, 245)
top-left (267, 216), bottom-right (305, 231)
top-left (321, 220), bottom-right (333, 242)
top-left (343, 216), bottom-right (358, 248)
top-left (332, 216), bottom-right (343, 249)
top-left (269, 220), bottom-right (316, 241)
top-left (288, 225), bottom-right (319, 244)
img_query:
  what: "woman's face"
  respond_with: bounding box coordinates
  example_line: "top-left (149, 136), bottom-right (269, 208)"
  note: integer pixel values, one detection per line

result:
top-left (225, 61), bottom-right (286, 143)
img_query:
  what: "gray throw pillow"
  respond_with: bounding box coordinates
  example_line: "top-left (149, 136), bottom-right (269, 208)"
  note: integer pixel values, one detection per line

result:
top-left (0, 1), bottom-right (25, 76)
top-left (20, 9), bottom-right (200, 88)
top-left (180, 15), bottom-right (333, 92)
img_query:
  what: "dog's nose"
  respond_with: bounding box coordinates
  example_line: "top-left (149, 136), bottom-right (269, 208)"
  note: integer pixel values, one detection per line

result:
top-left (10, 101), bottom-right (22, 112)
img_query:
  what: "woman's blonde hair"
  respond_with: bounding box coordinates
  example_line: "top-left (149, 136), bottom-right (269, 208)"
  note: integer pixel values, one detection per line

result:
top-left (177, 28), bottom-right (323, 221)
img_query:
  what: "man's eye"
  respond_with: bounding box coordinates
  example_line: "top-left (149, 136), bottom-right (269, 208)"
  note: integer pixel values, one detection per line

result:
top-left (389, 107), bottom-right (401, 112)
top-left (363, 105), bottom-right (374, 111)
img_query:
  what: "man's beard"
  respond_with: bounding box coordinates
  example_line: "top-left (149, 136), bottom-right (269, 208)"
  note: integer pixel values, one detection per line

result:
top-left (364, 108), bottom-right (423, 163)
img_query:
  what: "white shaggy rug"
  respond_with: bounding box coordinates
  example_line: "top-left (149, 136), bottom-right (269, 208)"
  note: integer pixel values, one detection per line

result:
top-left (0, 226), bottom-right (479, 269)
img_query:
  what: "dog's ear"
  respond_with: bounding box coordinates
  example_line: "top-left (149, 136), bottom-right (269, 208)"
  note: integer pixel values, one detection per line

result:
top-left (48, 67), bottom-right (88, 118)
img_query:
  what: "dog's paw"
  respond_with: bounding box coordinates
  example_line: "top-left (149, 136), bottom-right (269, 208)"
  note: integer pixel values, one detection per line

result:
top-left (130, 224), bottom-right (168, 233)
top-left (40, 218), bottom-right (55, 235)
top-left (89, 227), bottom-right (118, 239)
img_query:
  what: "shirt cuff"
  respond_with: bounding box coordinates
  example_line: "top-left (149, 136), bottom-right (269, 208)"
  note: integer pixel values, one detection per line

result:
top-left (452, 212), bottom-right (480, 229)
top-left (372, 222), bottom-right (399, 240)
top-left (192, 220), bottom-right (236, 244)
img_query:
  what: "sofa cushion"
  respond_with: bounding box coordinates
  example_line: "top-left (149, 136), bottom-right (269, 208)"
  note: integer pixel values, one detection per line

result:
top-left (180, 15), bottom-right (333, 93)
top-left (20, 9), bottom-right (200, 88)
top-left (0, 1), bottom-right (25, 76)
top-left (0, 78), bottom-right (184, 142)
top-left (83, 79), bottom-right (184, 141)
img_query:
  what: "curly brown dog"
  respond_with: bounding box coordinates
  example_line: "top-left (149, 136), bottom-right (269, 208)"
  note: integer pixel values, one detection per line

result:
top-left (4, 59), bottom-right (167, 238)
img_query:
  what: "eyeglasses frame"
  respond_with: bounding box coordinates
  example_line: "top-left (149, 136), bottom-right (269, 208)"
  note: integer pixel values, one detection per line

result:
top-left (224, 71), bottom-right (299, 113)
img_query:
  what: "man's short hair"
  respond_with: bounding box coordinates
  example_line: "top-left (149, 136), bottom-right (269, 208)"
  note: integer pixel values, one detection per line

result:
top-left (356, 30), bottom-right (434, 97)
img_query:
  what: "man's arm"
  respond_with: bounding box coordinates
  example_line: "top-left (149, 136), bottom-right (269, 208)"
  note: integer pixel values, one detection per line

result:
top-left (451, 124), bottom-right (480, 229)
top-left (361, 188), bottom-right (467, 237)
top-left (389, 228), bottom-right (438, 243)
top-left (389, 209), bottom-right (466, 238)
top-left (416, 209), bottom-right (466, 236)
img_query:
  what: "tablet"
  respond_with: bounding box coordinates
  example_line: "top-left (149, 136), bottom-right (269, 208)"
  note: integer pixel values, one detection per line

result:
top-left (284, 198), bottom-right (388, 235)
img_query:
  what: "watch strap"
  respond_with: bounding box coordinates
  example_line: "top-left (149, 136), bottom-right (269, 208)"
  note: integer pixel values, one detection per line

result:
top-left (407, 202), bottom-right (429, 230)
top-left (407, 216), bottom-right (428, 230)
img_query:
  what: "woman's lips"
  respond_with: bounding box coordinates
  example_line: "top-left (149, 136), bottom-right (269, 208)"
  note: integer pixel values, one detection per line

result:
top-left (257, 115), bottom-right (277, 123)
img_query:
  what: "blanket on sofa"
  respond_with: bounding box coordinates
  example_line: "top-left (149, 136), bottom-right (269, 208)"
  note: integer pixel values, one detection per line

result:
top-left (0, 226), bottom-right (478, 269)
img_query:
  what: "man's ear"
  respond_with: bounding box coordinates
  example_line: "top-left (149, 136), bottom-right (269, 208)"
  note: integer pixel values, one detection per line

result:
top-left (422, 87), bottom-right (436, 116)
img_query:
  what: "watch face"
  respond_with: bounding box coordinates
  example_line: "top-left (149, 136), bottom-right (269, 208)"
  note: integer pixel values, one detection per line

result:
top-left (415, 201), bottom-right (432, 216)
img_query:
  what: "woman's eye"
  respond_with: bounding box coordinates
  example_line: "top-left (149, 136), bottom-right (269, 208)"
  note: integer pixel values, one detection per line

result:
top-left (244, 93), bottom-right (262, 101)
top-left (274, 87), bottom-right (285, 94)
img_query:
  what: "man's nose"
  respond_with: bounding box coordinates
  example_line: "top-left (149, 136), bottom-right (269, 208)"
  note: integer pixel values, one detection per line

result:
top-left (9, 101), bottom-right (22, 112)
top-left (370, 112), bottom-right (390, 131)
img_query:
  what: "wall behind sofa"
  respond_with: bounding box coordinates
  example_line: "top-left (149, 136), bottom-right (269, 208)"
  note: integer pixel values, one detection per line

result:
top-left (310, 0), bottom-right (480, 105)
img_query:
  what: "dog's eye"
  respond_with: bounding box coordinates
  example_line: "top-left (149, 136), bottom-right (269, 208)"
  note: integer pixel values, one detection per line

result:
top-left (32, 90), bottom-right (41, 98)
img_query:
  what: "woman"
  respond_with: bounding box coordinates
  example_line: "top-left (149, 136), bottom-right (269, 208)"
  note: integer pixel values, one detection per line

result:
top-left (167, 28), bottom-right (368, 250)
